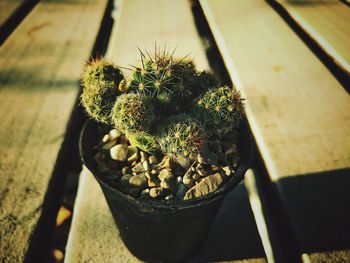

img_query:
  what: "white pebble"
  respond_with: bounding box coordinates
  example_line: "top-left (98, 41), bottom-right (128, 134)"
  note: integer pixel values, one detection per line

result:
top-left (102, 134), bottom-right (109, 143)
top-left (109, 129), bottom-right (122, 140)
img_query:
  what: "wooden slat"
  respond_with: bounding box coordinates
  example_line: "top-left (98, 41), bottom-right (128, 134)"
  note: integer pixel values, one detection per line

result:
top-left (200, 0), bottom-right (350, 259)
top-left (275, 0), bottom-right (350, 74)
top-left (65, 0), bottom-right (265, 262)
top-left (200, 0), bottom-right (350, 180)
top-left (0, 0), bottom-right (107, 261)
top-left (0, 0), bottom-right (24, 27)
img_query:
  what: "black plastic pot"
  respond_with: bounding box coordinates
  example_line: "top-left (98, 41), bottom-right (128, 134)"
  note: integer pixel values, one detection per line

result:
top-left (80, 119), bottom-right (254, 262)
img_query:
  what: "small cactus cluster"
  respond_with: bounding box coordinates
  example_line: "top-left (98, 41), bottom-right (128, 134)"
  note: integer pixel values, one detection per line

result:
top-left (81, 59), bottom-right (124, 123)
top-left (194, 86), bottom-right (244, 137)
top-left (81, 48), bottom-right (244, 160)
top-left (111, 93), bottom-right (155, 134)
top-left (158, 114), bottom-right (206, 158)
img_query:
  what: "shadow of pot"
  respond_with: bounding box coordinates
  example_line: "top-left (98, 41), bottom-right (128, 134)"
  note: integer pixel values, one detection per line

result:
top-left (79, 119), bottom-right (254, 263)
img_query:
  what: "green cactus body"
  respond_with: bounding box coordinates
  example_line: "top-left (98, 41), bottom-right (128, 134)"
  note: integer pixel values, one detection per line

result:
top-left (193, 86), bottom-right (244, 136)
top-left (158, 114), bottom-right (206, 158)
top-left (125, 49), bottom-right (216, 112)
top-left (111, 93), bottom-right (155, 133)
top-left (128, 132), bottom-right (160, 154)
top-left (81, 59), bottom-right (124, 124)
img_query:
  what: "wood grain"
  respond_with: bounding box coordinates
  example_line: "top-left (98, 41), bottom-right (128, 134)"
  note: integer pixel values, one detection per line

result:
top-left (275, 0), bottom-right (350, 74)
top-left (0, 0), bottom-right (107, 261)
top-left (0, 0), bottom-right (24, 27)
top-left (200, 0), bottom-right (350, 259)
top-left (200, 0), bottom-right (350, 180)
top-left (65, 0), bottom-right (265, 262)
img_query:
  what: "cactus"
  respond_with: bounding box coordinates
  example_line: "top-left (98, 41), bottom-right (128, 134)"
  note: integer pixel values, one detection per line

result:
top-left (111, 93), bottom-right (155, 134)
top-left (128, 132), bottom-right (160, 154)
top-left (193, 86), bottom-right (244, 136)
top-left (81, 58), bottom-right (124, 124)
top-left (158, 114), bottom-right (206, 159)
top-left (125, 48), bottom-right (209, 112)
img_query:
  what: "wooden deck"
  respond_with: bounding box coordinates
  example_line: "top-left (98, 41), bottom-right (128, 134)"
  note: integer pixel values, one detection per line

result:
top-left (0, 0), bottom-right (349, 262)
top-left (0, 0), bottom-right (108, 261)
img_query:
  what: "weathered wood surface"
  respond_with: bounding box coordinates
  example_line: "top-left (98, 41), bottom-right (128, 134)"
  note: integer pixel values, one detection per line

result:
top-left (0, 0), bottom-right (24, 27)
top-left (200, 0), bottom-right (350, 180)
top-left (0, 0), bottom-right (108, 261)
top-left (275, 0), bottom-right (350, 74)
top-left (200, 0), bottom-right (350, 260)
top-left (65, 0), bottom-right (265, 262)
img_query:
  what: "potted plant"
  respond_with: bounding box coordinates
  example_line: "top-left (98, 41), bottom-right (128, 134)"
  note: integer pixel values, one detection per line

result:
top-left (79, 48), bottom-right (253, 262)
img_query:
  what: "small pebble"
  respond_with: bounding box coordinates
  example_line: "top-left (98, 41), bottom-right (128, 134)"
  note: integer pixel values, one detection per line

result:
top-left (127, 153), bottom-right (138, 163)
top-left (141, 189), bottom-right (150, 196)
top-left (211, 165), bottom-right (220, 172)
top-left (197, 166), bottom-right (208, 177)
top-left (140, 151), bottom-right (148, 162)
top-left (197, 154), bottom-right (205, 164)
top-left (160, 180), bottom-right (171, 189)
top-left (148, 177), bottom-right (160, 187)
top-left (142, 161), bottom-right (150, 171)
top-left (184, 173), bottom-right (224, 200)
top-left (103, 140), bottom-right (116, 150)
top-left (192, 173), bottom-right (200, 181)
top-left (149, 187), bottom-right (163, 198)
top-left (183, 177), bottom-right (194, 188)
top-left (176, 176), bottom-right (182, 184)
top-left (165, 194), bottom-right (174, 200)
top-left (222, 166), bottom-right (232, 176)
top-left (132, 162), bottom-right (145, 173)
top-left (175, 156), bottom-right (190, 169)
top-left (109, 129), bottom-right (122, 140)
top-left (144, 171), bottom-right (151, 179)
top-left (161, 156), bottom-right (172, 169)
top-left (148, 155), bottom-right (158, 165)
top-left (197, 151), bottom-right (218, 165)
top-left (122, 167), bottom-right (129, 175)
top-left (162, 179), bottom-right (176, 192)
top-left (158, 169), bottom-right (174, 181)
top-left (183, 167), bottom-right (192, 179)
top-left (102, 134), bottom-right (109, 143)
top-left (127, 146), bottom-right (139, 162)
top-left (129, 174), bottom-right (148, 189)
top-left (110, 144), bottom-right (128, 161)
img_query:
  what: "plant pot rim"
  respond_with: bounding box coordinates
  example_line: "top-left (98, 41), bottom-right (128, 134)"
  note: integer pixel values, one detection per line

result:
top-left (79, 118), bottom-right (254, 210)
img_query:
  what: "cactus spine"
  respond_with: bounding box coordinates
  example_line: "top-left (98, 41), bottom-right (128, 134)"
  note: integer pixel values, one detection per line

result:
top-left (158, 114), bottom-right (206, 159)
top-left (81, 58), bottom-right (124, 124)
top-left (111, 93), bottom-right (155, 134)
top-left (194, 86), bottom-right (244, 136)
